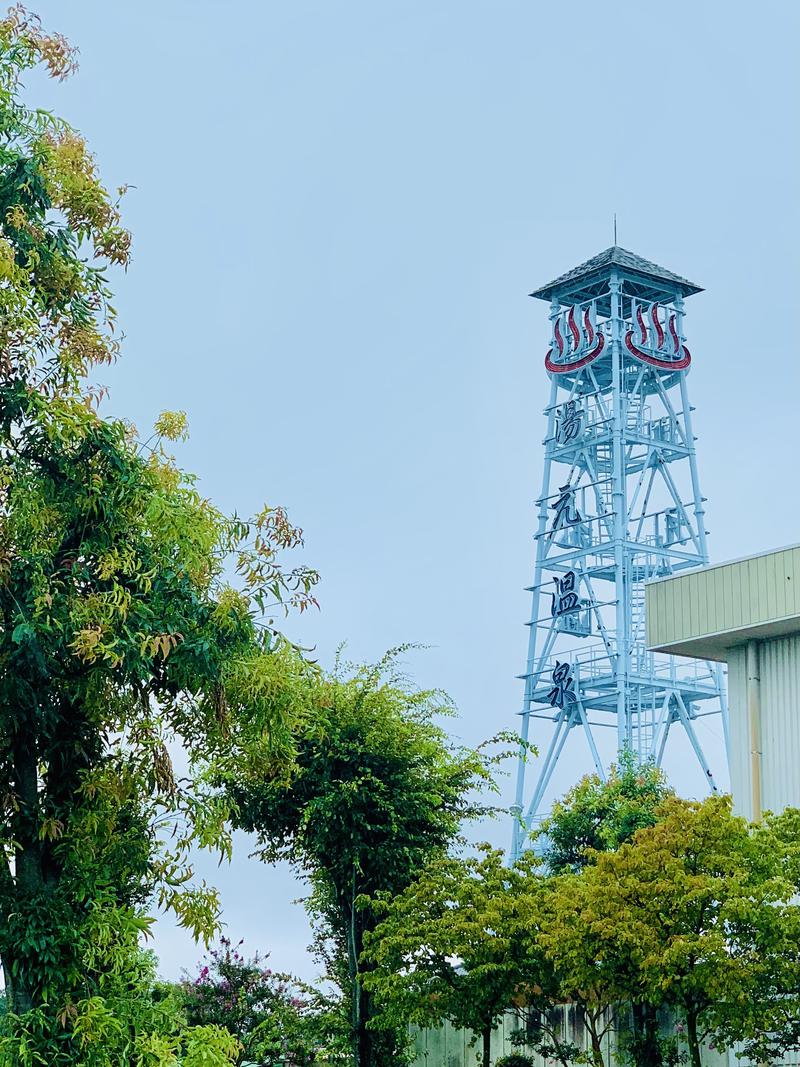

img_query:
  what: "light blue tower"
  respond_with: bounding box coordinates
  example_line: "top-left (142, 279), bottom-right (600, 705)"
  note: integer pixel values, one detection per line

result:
top-left (511, 247), bottom-right (728, 861)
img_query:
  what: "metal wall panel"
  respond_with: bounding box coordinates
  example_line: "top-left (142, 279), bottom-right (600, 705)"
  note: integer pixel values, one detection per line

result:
top-left (646, 545), bottom-right (800, 651)
top-left (409, 1013), bottom-right (731, 1066)
top-left (760, 633), bottom-right (800, 815)
top-left (727, 635), bottom-right (800, 820)
top-left (410, 1014), bottom-right (525, 1065)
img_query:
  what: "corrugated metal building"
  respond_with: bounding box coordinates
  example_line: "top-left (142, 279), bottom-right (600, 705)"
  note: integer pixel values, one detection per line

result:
top-left (647, 543), bottom-right (800, 819)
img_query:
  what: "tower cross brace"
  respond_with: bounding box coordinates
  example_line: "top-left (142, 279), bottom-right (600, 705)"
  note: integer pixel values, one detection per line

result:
top-left (510, 246), bottom-right (728, 860)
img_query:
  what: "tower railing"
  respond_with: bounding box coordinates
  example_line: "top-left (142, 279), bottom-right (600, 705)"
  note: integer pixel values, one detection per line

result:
top-left (512, 252), bottom-right (729, 860)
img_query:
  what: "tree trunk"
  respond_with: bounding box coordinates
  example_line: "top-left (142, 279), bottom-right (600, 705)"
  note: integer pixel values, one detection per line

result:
top-left (346, 867), bottom-right (361, 1066)
top-left (0, 855), bottom-right (17, 1010)
top-left (346, 865), bottom-right (377, 1067)
top-left (589, 1032), bottom-right (605, 1067)
top-left (631, 1002), bottom-right (662, 1067)
top-left (585, 1012), bottom-right (606, 1067)
top-left (1, 957), bottom-right (15, 1015)
top-left (9, 730), bottom-right (42, 1014)
top-left (482, 1024), bottom-right (492, 1067)
top-left (686, 1011), bottom-right (702, 1067)
top-left (356, 1015), bottom-right (371, 1067)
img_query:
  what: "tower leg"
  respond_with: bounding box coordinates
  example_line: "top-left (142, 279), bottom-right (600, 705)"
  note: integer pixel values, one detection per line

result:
top-left (510, 708), bottom-right (532, 861)
top-left (675, 693), bottom-right (719, 793)
top-left (524, 713), bottom-right (574, 833)
top-left (652, 692), bottom-right (673, 765)
top-left (577, 700), bottom-right (606, 781)
top-left (512, 377), bottom-right (559, 860)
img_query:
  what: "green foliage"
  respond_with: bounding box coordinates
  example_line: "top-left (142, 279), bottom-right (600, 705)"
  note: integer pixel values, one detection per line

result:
top-left (614, 1023), bottom-right (686, 1067)
top-left (539, 752), bottom-right (672, 873)
top-left (0, 6), bottom-right (127, 393)
top-left (363, 848), bottom-right (543, 1067)
top-left (495, 1056), bottom-right (536, 1067)
top-left (0, 948), bottom-right (241, 1067)
top-left (531, 796), bottom-right (800, 1067)
top-left (227, 650), bottom-right (501, 1067)
top-left (510, 1025), bottom-right (585, 1067)
top-left (738, 805), bottom-right (800, 1063)
top-left (0, 8), bottom-right (318, 1061)
top-left (365, 775), bottom-right (800, 1067)
top-left (534, 790), bottom-right (800, 1067)
top-left (535, 759), bottom-right (675, 1067)
top-left (533, 873), bottom-right (620, 1067)
top-left (181, 938), bottom-right (325, 1066)
top-left (569, 795), bottom-right (800, 1067)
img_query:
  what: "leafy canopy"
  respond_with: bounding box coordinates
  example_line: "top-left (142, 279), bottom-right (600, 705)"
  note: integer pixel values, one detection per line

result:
top-left (539, 752), bottom-right (672, 874)
top-left (227, 650), bottom-right (503, 1067)
top-left (362, 847), bottom-right (544, 1067)
top-left (549, 795), bottom-right (800, 1067)
top-left (0, 6), bottom-right (318, 1062)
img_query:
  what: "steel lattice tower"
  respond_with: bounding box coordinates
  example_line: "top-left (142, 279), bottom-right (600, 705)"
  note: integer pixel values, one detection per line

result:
top-left (510, 247), bottom-right (728, 861)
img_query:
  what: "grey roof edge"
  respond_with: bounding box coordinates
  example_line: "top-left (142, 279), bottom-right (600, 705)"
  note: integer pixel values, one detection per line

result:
top-left (530, 245), bottom-right (704, 301)
top-left (645, 543), bottom-right (800, 587)
top-left (649, 614), bottom-right (800, 662)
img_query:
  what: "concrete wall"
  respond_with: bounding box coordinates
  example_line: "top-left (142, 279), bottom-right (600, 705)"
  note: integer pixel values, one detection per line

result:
top-left (409, 1007), bottom-right (613, 1067)
top-left (408, 1007), bottom-right (733, 1066)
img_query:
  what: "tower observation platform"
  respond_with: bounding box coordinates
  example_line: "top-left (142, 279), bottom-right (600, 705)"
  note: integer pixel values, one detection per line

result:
top-left (510, 246), bottom-right (728, 861)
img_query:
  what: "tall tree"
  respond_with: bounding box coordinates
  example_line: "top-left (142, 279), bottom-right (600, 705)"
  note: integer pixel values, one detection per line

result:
top-left (362, 848), bottom-right (544, 1067)
top-left (226, 652), bottom-right (499, 1067)
top-left (534, 872), bottom-right (621, 1067)
top-left (539, 755), bottom-right (672, 1066)
top-left (0, 7), bottom-right (318, 1058)
top-left (737, 805), bottom-right (800, 1064)
top-left (540, 753), bottom-right (672, 874)
top-left (572, 796), bottom-right (800, 1067)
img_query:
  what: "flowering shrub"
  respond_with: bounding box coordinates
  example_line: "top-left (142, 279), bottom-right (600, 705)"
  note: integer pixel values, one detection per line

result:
top-left (182, 939), bottom-right (325, 1066)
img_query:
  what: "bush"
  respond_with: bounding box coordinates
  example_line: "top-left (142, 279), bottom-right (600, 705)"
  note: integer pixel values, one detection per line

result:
top-left (496, 1056), bottom-right (536, 1067)
top-left (182, 938), bottom-right (325, 1065)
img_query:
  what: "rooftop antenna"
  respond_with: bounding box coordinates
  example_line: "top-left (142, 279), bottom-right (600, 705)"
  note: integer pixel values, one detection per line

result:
top-left (613, 212), bottom-right (617, 245)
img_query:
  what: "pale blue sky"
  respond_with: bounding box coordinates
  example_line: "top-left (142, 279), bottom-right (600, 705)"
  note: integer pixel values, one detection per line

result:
top-left (28, 1), bottom-right (800, 980)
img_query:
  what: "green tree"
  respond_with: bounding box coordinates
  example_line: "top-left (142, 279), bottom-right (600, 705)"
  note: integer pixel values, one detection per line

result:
top-left (737, 805), bottom-right (800, 1064)
top-left (534, 872), bottom-right (620, 1067)
top-left (539, 755), bottom-right (673, 1066)
top-left (226, 652), bottom-right (498, 1067)
top-left (539, 753), bottom-right (672, 875)
top-left (0, 945), bottom-right (243, 1067)
top-left (0, 8), bottom-right (318, 1060)
top-left (572, 796), bottom-right (800, 1067)
top-left (362, 848), bottom-right (542, 1067)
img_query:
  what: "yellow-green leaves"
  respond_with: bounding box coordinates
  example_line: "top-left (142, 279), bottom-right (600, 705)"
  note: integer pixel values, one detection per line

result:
top-left (154, 410), bottom-right (189, 443)
top-left (0, 11), bottom-right (319, 1059)
top-left (537, 795), bottom-right (800, 1067)
top-left (181, 1026), bottom-right (241, 1067)
top-left (37, 129), bottom-right (131, 265)
top-left (0, 8), bottom-right (127, 390)
top-left (0, 7), bottom-right (78, 83)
